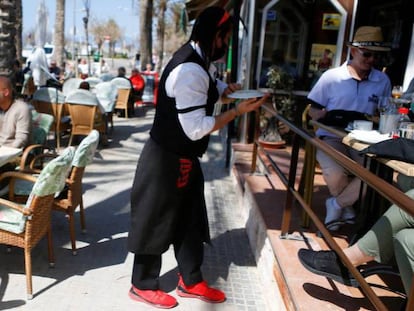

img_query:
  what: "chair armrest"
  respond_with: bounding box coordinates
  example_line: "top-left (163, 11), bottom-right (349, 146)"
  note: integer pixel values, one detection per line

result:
top-left (0, 171), bottom-right (38, 203)
top-left (0, 197), bottom-right (30, 215)
top-left (19, 144), bottom-right (54, 172)
top-left (28, 152), bottom-right (58, 172)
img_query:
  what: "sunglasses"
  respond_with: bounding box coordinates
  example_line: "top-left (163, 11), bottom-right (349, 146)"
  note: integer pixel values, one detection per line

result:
top-left (356, 48), bottom-right (379, 59)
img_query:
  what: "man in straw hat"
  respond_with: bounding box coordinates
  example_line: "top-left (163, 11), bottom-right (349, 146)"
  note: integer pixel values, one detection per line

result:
top-left (306, 26), bottom-right (391, 231)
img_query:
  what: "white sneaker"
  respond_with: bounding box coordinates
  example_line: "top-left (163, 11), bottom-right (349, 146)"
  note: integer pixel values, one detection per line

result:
top-left (325, 197), bottom-right (342, 231)
top-left (341, 207), bottom-right (356, 224)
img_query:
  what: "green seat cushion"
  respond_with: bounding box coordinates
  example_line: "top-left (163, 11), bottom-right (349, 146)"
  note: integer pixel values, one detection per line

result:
top-left (0, 203), bottom-right (27, 234)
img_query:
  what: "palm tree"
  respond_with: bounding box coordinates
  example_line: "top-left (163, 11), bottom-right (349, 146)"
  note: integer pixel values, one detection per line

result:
top-left (15, 0), bottom-right (23, 64)
top-left (155, 0), bottom-right (166, 73)
top-left (0, 0), bottom-right (17, 80)
top-left (139, 0), bottom-right (153, 71)
top-left (54, 0), bottom-right (66, 69)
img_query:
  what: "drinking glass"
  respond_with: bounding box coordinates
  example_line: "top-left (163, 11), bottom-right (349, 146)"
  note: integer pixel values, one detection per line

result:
top-left (392, 85), bottom-right (403, 99)
top-left (378, 96), bottom-right (392, 113)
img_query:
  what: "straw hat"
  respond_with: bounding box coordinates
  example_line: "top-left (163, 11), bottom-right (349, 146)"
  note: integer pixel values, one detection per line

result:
top-left (348, 26), bottom-right (391, 51)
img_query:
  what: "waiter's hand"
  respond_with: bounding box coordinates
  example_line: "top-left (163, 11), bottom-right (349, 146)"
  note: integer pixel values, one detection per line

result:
top-left (221, 83), bottom-right (242, 103)
top-left (236, 93), bottom-right (271, 115)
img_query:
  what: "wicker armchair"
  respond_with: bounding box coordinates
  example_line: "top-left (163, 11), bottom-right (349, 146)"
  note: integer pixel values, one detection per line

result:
top-left (17, 111), bottom-right (56, 174)
top-left (0, 147), bottom-right (75, 299)
top-left (111, 77), bottom-right (133, 118)
top-left (32, 87), bottom-right (70, 149)
top-left (65, 89), bottom-right (106, 146)
top-left (53, 130), bottom-right (99, 255)
top-left (11, 131), bottom-right (99, 255)
top-left (114, 88), bottom-right (131, 118)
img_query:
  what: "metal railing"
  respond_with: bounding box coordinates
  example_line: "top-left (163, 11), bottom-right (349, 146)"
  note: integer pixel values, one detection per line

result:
top-left (250, 104), bottom-right (414, 311)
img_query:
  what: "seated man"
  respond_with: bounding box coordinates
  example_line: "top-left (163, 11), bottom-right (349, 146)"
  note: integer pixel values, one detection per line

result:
top-left (49, 60), bottom-right (62, 81)
top-left (307, 26), bottom-right (391, 231)
top-left (0, 76), bottom-right (32, 185)
top-left (298, 188), bottom-right (414, 299)
top-left (0, 76), bottom-right (32, 149)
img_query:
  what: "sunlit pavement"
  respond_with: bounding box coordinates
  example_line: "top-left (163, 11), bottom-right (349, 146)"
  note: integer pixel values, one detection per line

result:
top-left (0, 107), bottom-right (270, 310)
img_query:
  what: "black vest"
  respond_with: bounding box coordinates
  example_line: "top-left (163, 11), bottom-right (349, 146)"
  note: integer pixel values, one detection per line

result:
top-left (150, 44), bottom-right (219, 158)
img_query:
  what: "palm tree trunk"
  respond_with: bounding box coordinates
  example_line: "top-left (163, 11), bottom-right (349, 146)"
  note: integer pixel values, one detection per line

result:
top-left (0, 0), bottom-right (17, 80)
top-left (139, 0), bottom-right (153, 71)
top-left (54, 0), bottom-right (66, 69)
top-left (155, 0), bottom-right (166, 73)
top-left (15, 0), bottom-right (23, 64)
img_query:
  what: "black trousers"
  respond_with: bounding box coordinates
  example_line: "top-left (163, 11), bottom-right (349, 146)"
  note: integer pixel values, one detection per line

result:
top-left (131, 229), bottom-right (204, 290)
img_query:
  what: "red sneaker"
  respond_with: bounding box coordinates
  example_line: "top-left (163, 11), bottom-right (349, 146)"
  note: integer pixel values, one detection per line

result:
top-left (129, 286), bottom-right (178, 309)
top-left (176, 276), bottom-right (226, 303)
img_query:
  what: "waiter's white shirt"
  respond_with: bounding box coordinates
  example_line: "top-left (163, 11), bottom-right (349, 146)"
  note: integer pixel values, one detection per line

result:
top-left (165, 41), bottom-right (227, 141)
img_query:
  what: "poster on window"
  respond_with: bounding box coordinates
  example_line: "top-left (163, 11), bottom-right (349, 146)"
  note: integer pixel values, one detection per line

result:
top-left (322, 13), bottom-right (341, 30)
top-left (309, 44), bottom-right (336, 73)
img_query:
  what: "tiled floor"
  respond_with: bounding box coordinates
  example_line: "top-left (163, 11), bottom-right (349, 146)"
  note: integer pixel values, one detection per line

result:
top-left (231, 142), bottom-right (407, 311)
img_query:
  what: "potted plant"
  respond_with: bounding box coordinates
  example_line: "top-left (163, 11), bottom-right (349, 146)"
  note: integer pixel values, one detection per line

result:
top-left (258, 66), bottom-right (295, 147)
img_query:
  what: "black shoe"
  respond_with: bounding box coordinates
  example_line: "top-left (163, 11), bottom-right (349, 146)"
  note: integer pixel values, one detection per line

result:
top-left (298, 249), bottom-right (359, 287)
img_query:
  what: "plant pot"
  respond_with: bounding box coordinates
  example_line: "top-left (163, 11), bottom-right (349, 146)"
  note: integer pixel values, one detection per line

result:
top-left (258, 139), bottom-right (286, 149)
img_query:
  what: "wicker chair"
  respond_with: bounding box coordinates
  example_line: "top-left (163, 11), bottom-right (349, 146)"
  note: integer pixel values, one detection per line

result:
top-left (94, 81), bottom-right (117, 132)
top-left (0, 147), bottom-right (75, 299)
top-left (53, 130), bottom-right (99, 255)
top-left (111, 77), bottom-right (133, 118)
top-left (65, 89), bottom-right (106, 146)
top-left (10, 131), bottom-right (99, 255)
top-left (32, 87), bottom-right (70, 149)
top-left (15, 111), bottom-right (55, 175)
top-left (114, 88), bottom-right (131, 118)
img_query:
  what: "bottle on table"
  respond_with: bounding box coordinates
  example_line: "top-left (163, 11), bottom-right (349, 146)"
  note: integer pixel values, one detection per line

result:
top-left (397, 107), bottom-right (411, 138)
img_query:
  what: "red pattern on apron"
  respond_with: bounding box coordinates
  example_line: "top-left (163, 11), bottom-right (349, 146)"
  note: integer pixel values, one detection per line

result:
top-left (176, 158), bottom-right (192, 188)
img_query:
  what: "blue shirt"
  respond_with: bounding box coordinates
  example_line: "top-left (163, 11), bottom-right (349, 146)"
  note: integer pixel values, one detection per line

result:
top-left (308, 62), bottom-right (391, 137)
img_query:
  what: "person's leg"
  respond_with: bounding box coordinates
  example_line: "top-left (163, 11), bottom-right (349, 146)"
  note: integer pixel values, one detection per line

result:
top-left (298, 189), bottom-right (414, 287)
top-left (316, 138), bottom-right (349, 199)
top-left (131, 254), bottom-right (161, 289)
top-left (356, 196), bottom-right (414, 264)
top-left (316, 137), bottom-right (358, 228)
top-left (173, 162), bottom-right (225, 303)
top-left (394, 229), bottom-right (414, 294)
top-left (174, 229), bottom-right (204, 284)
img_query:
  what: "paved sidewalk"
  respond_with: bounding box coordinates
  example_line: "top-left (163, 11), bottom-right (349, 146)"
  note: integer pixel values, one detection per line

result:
top-left (0, 107), bottom-right (269, 310)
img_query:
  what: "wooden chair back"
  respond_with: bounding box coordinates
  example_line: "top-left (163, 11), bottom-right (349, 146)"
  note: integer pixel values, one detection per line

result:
top-left (65, 89), bottom-right (106, 146)
top-left (114, 88), bottom-right (131, 118)
top-left (66, 103), bottom-right (97, 146)
top-left (32, 87), bottom-right (69, 148)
